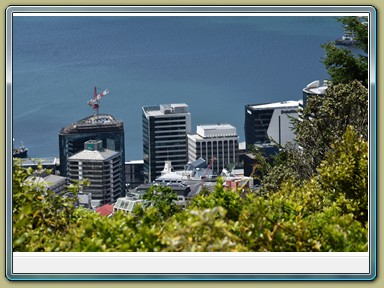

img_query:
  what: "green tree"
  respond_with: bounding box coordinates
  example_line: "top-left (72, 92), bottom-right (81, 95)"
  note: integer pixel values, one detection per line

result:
top-left (12, 159), bottom-right (86, 251)
top-left (322, 17), bottom-right (368, 87)
top-left (161, 207), bottom-right (246, 252)
top-left (295, 80), bottom-right (368, 174)
top-left (234, 128), bottom-right (368, 251)
top-left (142, 184), bottom-right (182, 220)
top-left (317, 126), bottom-right (368, 225)
top-left (12, 125), bottom-right (367, 253)
top-left (190, 177), bottom-right (243, 221)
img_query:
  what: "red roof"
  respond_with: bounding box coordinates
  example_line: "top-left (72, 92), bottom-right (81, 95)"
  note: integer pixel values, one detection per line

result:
top-left (96, 204), bottom-right (114, 217)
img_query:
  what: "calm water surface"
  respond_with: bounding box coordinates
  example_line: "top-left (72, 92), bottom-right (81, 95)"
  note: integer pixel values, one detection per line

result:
top-left (12, 16), bottom-right (344, 160)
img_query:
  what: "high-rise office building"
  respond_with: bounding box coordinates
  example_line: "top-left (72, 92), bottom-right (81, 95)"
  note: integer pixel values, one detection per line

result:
top-left (142, 103), bottom-right (191, 182)
top-left (59, 114), bottom-right (125, 195)
top-left (244, 100), bottom-right (301, 147)
top-left (188, 124), bottom-right (239, 175)
top-left (67, 140), bottom-right (122, 206)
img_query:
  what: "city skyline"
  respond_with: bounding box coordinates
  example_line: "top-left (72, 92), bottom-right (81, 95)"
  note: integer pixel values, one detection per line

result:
top-left (11, 14), bottom-right (342, 160)
top-left (7, 6), bottom-right (375, 281)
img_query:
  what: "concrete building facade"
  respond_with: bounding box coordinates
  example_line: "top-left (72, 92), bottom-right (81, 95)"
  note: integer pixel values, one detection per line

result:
top-left (25, 172), bottom-right (66, 195)
top-left (142, 103), bottom-right (191, 182)
top-left (188, 124), bottom-right (239, 176)
top-left (67, 140), bottom-right (122, 206)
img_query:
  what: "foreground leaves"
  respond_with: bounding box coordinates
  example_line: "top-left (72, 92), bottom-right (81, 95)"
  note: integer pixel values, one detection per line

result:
top-left (13, 128), bottom-right (367, 252)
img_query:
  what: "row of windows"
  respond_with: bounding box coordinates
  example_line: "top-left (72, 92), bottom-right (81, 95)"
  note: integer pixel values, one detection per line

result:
top-left (154, 127), bottom-right (187, 132)
top-left (154, 133), bottom-right (187, 140)
top-left (153, 116), bottom-right (186, 122)
top-left (154, 121), bottom-right (187, 126)
top-left (195, 142), bottom-right (238, 148)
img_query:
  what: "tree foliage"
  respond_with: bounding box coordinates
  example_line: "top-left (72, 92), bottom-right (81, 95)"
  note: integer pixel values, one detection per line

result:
top-left (254, 80), bottom-right (368, 194)
top-left (142, 184), bottom-right (182, 220)
top-left (295, 80), bottom-right (368, 175)
top-left (322, 17), bottom-right (368, 87)
top-left (12, 128), bottom-right (368, 252)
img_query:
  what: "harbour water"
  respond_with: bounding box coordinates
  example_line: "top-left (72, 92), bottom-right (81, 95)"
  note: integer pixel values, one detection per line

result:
top-left (12, 15), bottom-right (344, 160)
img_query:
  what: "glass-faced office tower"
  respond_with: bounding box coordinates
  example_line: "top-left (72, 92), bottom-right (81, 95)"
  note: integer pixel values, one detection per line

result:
top-left (59, 114), bottom-right (125, 196)
top-left (244, 100), bottom-right (301, 147)
top-left (142, 104), bottom-right (191, 183)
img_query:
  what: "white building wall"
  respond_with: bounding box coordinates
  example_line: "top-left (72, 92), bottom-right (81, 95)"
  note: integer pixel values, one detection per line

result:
top-left (187, 135), bottom-right (239, 175)
top-left (267, 108), bottom-right (298, 146)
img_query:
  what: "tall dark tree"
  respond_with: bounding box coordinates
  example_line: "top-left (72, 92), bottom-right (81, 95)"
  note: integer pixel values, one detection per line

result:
top-left (321, 17), bottom-right (368, 87)
top-left (295, 80), bottom-right (368, 174)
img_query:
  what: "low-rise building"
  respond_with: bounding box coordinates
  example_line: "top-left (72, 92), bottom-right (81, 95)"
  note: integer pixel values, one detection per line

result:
top-left (21, 157), bottom-right (60, 174)
top-left (25, 171), bottom-right (66, 194)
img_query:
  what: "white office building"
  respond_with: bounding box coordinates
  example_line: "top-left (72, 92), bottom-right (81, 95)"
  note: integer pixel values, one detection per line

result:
top-left (188, 124), bottom-right (239, 175)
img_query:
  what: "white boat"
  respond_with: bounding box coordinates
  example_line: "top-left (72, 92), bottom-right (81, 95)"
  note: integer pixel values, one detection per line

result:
top-left (335, 32), bottom-right (356, 46)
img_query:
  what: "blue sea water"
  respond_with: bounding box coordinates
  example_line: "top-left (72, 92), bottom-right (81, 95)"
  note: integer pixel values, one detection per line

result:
top-left (12, 16), bottom-right (344, 160)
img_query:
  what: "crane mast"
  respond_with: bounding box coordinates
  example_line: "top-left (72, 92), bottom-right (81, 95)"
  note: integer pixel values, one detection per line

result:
top-left (87, 86), bottom-right (109, 117)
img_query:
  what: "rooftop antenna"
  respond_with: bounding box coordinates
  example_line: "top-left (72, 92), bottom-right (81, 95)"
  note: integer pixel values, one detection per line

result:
top-left (87, 86), bottom-right (109, 117)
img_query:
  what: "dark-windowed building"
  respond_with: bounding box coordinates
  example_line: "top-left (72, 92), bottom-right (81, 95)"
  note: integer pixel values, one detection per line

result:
top-left (142, 103), bottom-right (191, 183)
top-left (125, 160), bottom-right (144, 189)
top-left (59, 114), bottom-right (125, 196)
top-left (244, 100), bottom-right (301, 148)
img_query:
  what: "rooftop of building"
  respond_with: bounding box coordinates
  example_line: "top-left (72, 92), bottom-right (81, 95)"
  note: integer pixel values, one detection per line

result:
top-left (142, 103), bottom-right (189, 117)
top-left (302, 80), bottom-right (329, 95)
top-left (59, 114), bottom-right (123, 134)
top-left (21, 157), bottom-right (58, 166)
top-left (25, 173), bottom-right (66, 187)
top-left (185, 158), bottom-right (208, 170)
top-left (197, 123), bottom-right (235, 130)
top-left (198, 123), bottom-right (237, 138)
top-left (114, 197), bottom-right (144, 213)
top-left (248, 100), bottom-right (301, 110)
top-left (125, 160), bottom-right (144, 165)
top-left (68, 148), bottom-right (120, 161)
top-left (95, 204), bottom-right (114, 217)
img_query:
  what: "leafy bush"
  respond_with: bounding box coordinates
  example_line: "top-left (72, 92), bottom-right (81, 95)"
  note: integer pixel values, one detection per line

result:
top-left (12, 127), bottom-right (367, 252)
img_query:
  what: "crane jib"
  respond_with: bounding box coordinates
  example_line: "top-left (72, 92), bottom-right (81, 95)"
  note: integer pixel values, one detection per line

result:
top-left (95, 89), bottom-right (109, 101)
top-left (88, 87), bottom-right (109, 116)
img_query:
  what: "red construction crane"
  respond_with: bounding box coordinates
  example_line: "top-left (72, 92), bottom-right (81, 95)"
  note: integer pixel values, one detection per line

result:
top-left (87, 86), bottom-right (109, 116)
top-left (201, 157), bottom-right (216, 181)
